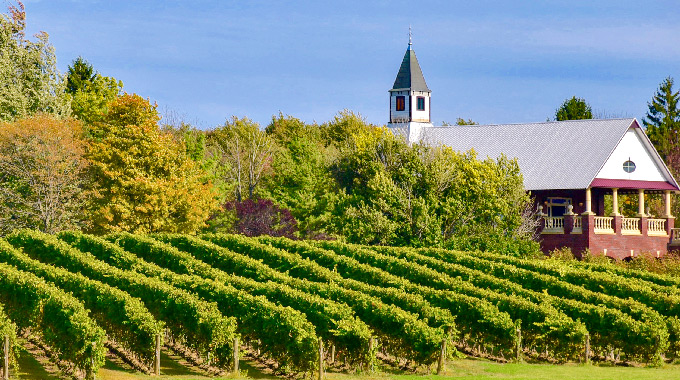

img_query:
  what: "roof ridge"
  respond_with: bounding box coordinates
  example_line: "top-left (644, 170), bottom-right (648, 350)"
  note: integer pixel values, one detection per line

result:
top-left (431, 118), bottom-right (636, 129)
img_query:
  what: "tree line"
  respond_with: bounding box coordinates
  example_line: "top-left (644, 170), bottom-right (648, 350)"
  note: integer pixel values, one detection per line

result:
top-left (1, 2), bottom-right (678, 255)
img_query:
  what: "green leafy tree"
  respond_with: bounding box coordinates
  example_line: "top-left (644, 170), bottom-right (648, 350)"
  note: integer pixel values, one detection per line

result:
top-left (66, 57), bottom-right (122, 125)
top-left (263, 113), bottom-right (337, 238)
top-left (85, 93), bottom-right (218, 234)
top-left (0, 2), bottom-right (70, 121)
top-left (555, 96), bottom-right (593, 121)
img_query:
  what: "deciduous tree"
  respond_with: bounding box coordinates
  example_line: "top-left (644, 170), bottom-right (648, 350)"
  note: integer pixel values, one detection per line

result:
top-left (0, 2), bottom-right (70, 121)
top-left (0, 114), bottom-right (87, 234)
top-left (85, 94), bottom-right (218, 234)
top-left (66, 57), bottom-right (122, 125)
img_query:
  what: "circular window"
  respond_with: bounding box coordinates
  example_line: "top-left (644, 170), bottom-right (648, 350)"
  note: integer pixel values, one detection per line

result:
top-left (623, 160), bottom-right (636, 173)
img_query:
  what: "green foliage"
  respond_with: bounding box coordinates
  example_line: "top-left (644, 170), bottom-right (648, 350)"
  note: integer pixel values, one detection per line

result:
top-left (644, 77), bottom-right (680, 162)
top-left (0, 243), bottom-right (106, 375)
top-left (0, 235), bottom-right (163, 367)
top-left (555, 96), bottom-right (593, 121)
top-left (84, 94), bottom-right (218, 234)
top-left (9, 229), bottom-right (236, 363)
top-left (0, 3), bottom-right (70, 121)
top-left (66, 57), bottom-right (123, 125)
top-left (330, 127), bottom-right (533, 250)
top-left (201, 233), bottom-right (447, 364)
top-left (263, 114), bottom-right (337, 238)
top-left (104, 232), bottom-right (323, 372)
top-left (0, 301), bottom-right (17, 374)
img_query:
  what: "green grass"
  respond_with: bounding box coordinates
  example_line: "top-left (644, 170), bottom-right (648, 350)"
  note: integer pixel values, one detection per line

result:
top-left (13, 347), bottom-right (680, 380)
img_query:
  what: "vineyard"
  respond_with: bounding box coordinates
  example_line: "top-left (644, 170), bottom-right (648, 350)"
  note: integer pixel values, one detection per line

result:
top-left (0, 230), bottom-right (679, 379)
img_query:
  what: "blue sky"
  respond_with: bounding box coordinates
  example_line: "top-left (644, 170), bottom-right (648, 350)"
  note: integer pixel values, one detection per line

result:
top-left (19, 0), bottom-right (680, 129)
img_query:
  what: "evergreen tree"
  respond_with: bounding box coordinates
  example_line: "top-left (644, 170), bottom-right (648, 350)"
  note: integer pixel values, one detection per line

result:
top-left (66, 57), bottom-right (95, 94)
top-left (643, 77), bottom-right (680, 161)
top-left (555, 96), bottom-right (593, 121)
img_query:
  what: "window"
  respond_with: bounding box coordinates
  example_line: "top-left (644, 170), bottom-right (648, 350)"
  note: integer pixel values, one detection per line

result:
top-left (547, 197), bottom-right (572, 217)
top-left (417, 97), bottom-right (425, 111)
top-left (623, 160), bottom-right (636, 173)
top-left (396, 96), bottom-right (405, 111)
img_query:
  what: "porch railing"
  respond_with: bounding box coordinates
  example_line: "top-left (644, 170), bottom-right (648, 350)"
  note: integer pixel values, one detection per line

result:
top-left (543, 216), bottom-right (564, 233)
top-left (621, 217), bottom-right (641, 234)
top-left (671, 228), bottom-right (680, 244)
top-left (648, 219), bottom-right (667, 236)
top-left (572, 216), bottom-right (582, 233)
top-left (594, 216), bottom-right (614, 234)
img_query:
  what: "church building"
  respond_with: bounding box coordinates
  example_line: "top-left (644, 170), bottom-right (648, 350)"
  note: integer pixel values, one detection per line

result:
top-left (387, 40), bottom-right (680, 259)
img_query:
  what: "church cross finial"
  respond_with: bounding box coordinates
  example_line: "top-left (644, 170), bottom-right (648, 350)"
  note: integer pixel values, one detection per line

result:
top-left (409, 25), bottom-right (412, 46)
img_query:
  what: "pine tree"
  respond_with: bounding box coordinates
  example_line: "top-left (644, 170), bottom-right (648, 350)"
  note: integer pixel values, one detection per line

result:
top-left (65, 57), bottom-right (96, 94)
top-left (643, 77), bottom-right (680, 162)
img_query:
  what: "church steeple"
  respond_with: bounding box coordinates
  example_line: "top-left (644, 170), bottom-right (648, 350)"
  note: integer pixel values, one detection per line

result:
top-left (388, 31), bottom-right (432, 143)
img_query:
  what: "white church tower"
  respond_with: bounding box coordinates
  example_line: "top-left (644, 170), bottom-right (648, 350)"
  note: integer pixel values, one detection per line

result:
top-left (387, 31), bottom-right (433, 143)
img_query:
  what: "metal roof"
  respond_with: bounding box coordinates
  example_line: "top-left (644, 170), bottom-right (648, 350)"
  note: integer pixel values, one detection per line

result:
top-left (421, 118), bottom-right (659, 191)
top-left (390, 46), bottom-right (430, 92)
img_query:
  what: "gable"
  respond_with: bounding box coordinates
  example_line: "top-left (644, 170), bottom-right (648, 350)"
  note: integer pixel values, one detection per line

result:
top-left (594, 127), bottom-right (668, 182)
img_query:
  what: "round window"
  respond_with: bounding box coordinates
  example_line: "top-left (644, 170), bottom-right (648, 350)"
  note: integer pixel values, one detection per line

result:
top-left (623, 160), bottom-right (636, 173)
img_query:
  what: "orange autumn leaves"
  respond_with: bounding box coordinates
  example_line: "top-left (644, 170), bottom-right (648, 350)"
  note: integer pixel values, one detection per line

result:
top-left (0, 94), bottom-right (218, 235)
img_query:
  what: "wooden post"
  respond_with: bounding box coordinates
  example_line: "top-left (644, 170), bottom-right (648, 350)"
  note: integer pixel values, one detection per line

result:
top-left (437, 336), bottom-right (447, 374)
top-left (154, 334), bottom-right (161, 376)
top-left (317, 338), bottom-right (324, 380)
top-left (584, 332), bottom-right (590, 364)
top-left (3, 335), bottom-right (8, 380)
top-left (330, 345), bottom-right (335, 364)
top-left (87, 342), bottom-right (96, 380)
top-left (233, 337), bottom-right (239, 374)
top-left (515, 327), bottom-right (522, 361)
top-left (368, 338), bottom-right (375, 372)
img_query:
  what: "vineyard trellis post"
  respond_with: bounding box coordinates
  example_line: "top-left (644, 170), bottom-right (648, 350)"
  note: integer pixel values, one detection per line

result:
top-left (330, 344), bottom-right (335, 364)
top-left (154, 334), bottom-right (161, 375)
top-left (515, 326), bottom-right (522, 362)
top-left (437, 326), bottom-right (452, 375)
top-left (368, 337), bottom-right (375, 372)
top-left (3, 335), bottom-right (8, 380)
top-left (317, 338), bottom-right (324, 380)
top-left (233, 337), bottom-right (239, 374)
top-left (584, 332), bottom-right (590, 364)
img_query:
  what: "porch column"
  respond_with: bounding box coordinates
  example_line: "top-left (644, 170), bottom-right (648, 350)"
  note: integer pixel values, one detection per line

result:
top-left (665, 190), bottom-right (673, 218)
top-left (610, 188), bottom-right (620, 216)
top-left (638, 189), bottom-right (646, 217)
top-left (582, 187), bottom-right (595, 215)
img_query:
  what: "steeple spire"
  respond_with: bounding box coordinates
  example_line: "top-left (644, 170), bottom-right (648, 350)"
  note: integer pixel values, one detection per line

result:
top-left (409, 25), bottom-right (412, 47)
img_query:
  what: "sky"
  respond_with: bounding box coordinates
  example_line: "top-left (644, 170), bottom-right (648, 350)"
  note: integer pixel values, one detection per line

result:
top-left (17, 0), bottom-right (680, 129)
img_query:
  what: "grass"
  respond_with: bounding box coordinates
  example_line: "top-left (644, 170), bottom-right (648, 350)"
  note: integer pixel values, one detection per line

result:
top-left (12, 347), bottom-right (680, 380)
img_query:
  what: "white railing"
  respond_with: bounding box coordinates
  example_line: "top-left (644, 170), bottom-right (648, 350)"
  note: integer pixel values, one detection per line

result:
top-left (672, 228), bottom-right (680, 243)
top-left (594, 216), bottom-right (614, 234)
top-left (621, 217), bottom-right (641, 234)
top-left (543, 216), bottom-right (564, 233)
top-left (648, 219), bottom-right (667, 236)
top-left (572, 216), bottom-right (582, 233)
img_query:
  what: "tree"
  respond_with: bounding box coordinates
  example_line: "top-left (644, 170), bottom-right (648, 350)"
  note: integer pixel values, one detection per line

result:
top-left (66, 57), bottom-right (95, 95)
top-left (263, 113), bottom-right (337, 238)
top-left (0, 114), bottom-right (87, 234)
top-left (84, 93), bottom-right (218, 234)
top-left (224, 198), bottom-right (298, 238)
top-left (66, 57), bottom-right (123, 125)
top-left (555, 96), bottom-right (593, 121)
top-left (442, 118), bottom-right (478, 126)
top-left (643, 77), bottom-right (680, 162)
top-left (0, 2), bottom-right (70, 121)
top-left (208, 117), bottom-right (275, 202)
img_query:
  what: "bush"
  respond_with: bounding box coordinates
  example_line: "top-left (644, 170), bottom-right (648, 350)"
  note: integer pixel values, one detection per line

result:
top-left (214, 199), bottom-right (298, 238)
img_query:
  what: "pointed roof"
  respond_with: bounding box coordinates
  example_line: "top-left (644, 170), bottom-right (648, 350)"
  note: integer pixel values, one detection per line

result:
top-left (391, 45), bottom-right (430, 92)
top-left (420, 118), bottom-right (680, 191)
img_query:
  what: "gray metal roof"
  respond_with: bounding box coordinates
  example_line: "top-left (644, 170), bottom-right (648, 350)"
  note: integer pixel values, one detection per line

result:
top-left (421, 118), bottom-right (638, 191)
top-left (390, 46), bottom-right (430, 92)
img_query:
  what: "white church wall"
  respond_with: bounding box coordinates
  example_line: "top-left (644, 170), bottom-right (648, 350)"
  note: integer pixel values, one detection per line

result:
top-left (410, 90), bottom-right (430, 122)
top-left (390, 90), bottom-right (410, 122)
top-left (595, 128), bottom-right (668, 182)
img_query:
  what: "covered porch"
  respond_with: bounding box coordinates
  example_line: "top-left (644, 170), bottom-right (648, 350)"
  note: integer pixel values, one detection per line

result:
top-left (536, 185), bottom-right (676, 260)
